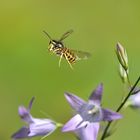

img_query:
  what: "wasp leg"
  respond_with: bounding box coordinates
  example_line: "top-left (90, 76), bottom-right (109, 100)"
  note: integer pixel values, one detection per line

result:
top-left (59, 53), bottom-right (63, 67)
top-left (64, 54), bottom-right (73, 69)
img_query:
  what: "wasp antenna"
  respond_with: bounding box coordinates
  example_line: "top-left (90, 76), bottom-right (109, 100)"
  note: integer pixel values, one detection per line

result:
top-left (43, 30), bottom-right (52, 41)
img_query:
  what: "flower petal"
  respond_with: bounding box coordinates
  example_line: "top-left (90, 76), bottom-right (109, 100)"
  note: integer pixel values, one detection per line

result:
top-left (76, 123), bottom-right (100, 140)
top-left (62, 114), bottom-right (85, 132)
top-left (11, 126), bottom-right (30, 139)
top-left (64, 92), bottom-right (86, 111)
top-left (127, 91), bottom-right (140, 108)
top-left (89, 83), bottom-right (103, 105)
top-left (102, 109), bottom-right (122, 121)
top-left (28, 97), bottom-right (35, 111)
top-left (18, 106), bottom-right (33, 123)
top-left (28, 118), bottom-right (57, 137)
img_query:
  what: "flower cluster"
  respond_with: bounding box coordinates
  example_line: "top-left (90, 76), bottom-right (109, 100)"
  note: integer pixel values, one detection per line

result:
top-left (11, 42), bottom-right (140, 140)
top-left (12, 84), bottom-right (123, 140)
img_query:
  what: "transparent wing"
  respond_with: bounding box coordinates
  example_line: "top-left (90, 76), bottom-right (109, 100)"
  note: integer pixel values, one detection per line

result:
top-left (59, 29), bottom-right (74, 41)
top-left (71, 50), bottom-right (91, 60)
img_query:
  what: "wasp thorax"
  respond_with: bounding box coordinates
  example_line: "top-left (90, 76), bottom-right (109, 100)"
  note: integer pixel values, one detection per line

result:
top-left (79, 103), bottom-right (102, 122)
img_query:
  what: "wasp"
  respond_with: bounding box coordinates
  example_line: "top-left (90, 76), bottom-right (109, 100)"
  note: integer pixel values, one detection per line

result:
top-left (43, 29), bottom-right (91, 69)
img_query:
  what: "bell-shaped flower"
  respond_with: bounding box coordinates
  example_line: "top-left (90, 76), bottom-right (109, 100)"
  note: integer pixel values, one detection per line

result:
top-left (62, 84), bottom-right (122, 140)
top-left (11, 97), bottom-right (60, 139)
top-left (125, 88), bottom-right (140, 109)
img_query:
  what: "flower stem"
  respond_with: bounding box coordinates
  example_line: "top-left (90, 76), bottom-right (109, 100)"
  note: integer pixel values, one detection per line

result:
top-left (101, 76), bottom-right (140, 140)
top-left (126, 70), bottom-right (131, 87)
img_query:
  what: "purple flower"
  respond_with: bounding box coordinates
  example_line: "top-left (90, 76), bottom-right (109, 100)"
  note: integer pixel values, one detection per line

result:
top-left (62, 84), bottom-right (122, 140)
top-left (125, 88), bottom-right (140, 108)
top-left (11, 97), bottom-right (59, 139)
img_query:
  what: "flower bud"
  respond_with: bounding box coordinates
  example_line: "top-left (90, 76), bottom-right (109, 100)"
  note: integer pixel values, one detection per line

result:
top-left (116, 42), bottom-right (128, 71)
top-left (119, 64), bottom-right (128, 83)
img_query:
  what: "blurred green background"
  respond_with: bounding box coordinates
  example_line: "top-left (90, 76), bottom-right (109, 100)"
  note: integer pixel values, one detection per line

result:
top-left (1, 0), bottom-right (140, 139)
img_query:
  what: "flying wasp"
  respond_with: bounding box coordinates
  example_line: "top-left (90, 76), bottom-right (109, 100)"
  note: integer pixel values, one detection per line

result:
top-left (43, 29), bottom-right (91, 69)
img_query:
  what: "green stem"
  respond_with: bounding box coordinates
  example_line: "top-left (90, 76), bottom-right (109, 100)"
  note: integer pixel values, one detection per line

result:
top-left (126, 70), bottom-right (131, 87)
top-left (101, 76), bottom-right (140, 140)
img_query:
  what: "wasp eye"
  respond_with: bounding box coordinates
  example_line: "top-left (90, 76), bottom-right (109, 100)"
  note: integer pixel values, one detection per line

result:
top-left (57, 43), bottom-right (63, 48)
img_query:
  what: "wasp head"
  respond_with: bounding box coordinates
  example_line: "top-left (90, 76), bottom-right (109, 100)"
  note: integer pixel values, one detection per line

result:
top-left (48, 40), bottom-right (63, 52)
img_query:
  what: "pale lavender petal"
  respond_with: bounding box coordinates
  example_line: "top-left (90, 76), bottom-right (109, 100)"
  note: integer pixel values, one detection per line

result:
top-left (18, 106), bottom-right (33, 123)
top-left (128, 92), bottom-right (140, 108)
top-left (77, 123), bottom-right (100, 140)
top-left (65, 92), bottom-right (86, 111)
top-left (76, 120), bottom-right (90, 129)
top-left (28, 118), bottom-right (57, 137)
top-left (62, 114), bottom-right (85, 132)
top-left (11, 126), bottom-right (30, 139)
top-left (102, 109), bottom-right (122, 121)
top-left (28, 97), bottom-right (35, 111)
top-left (89, 83), bottom-right (103, 105)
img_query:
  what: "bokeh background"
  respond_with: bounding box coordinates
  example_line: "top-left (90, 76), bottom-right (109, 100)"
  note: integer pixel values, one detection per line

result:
top-left (1, 0), bottom-right (140, 140)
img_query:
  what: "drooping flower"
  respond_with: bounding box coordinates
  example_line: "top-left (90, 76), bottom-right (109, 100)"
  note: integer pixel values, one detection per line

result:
top-left (125, 88), bottom-right (140, 109)
top-left (62, 84), bottom-right (122, 140)
top-left (11, 97), bottom-right (60, 139)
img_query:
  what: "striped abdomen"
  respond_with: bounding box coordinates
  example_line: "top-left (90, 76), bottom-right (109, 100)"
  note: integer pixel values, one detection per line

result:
top-left (62, 47), bottom-right (76, 64)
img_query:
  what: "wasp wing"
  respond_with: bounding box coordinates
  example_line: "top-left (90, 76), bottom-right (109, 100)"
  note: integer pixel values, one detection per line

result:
top-left (59, 29), bottom-right (74, 41)
top-left (71, 50), bottom-right (91, 60)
